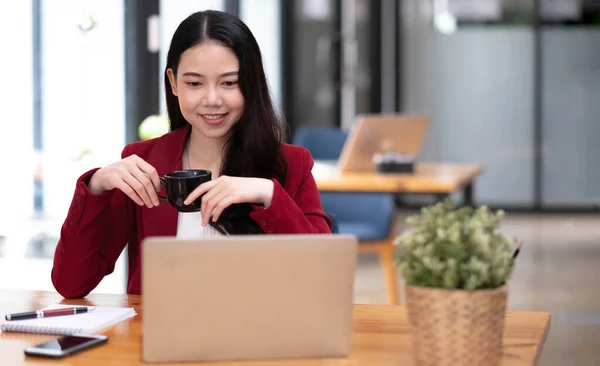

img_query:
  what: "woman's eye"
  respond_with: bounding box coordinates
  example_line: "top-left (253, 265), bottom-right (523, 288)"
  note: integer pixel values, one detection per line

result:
top-left (186, 82), bottom-right (201, 87)
top-left (223, 81), bottom-right (238, 87)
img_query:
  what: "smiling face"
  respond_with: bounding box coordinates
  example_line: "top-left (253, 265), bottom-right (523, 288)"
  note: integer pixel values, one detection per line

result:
top-left (167, 42), bottom-right (244, 141)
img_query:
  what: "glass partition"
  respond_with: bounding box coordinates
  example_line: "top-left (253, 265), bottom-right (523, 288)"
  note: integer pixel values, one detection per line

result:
top-left (0, 0), bottom-right (127, 293)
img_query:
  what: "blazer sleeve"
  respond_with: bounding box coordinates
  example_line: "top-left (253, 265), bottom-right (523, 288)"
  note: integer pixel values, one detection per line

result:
top-left (51, 146), bottom-right (134, 298)
top-left (249, 148), bottom-right (332, 234)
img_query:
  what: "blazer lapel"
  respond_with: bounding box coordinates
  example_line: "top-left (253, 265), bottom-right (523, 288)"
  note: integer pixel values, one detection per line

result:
top-left (140, 126), bottom-right (190, 237)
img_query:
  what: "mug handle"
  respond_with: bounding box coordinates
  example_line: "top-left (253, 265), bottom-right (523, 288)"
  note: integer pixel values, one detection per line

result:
top-left (157, 177), bottom-right (168, 201)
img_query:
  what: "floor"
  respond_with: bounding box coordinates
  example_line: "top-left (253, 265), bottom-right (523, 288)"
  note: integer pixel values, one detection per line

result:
top-left (1, 211), bottom-right (599, 365)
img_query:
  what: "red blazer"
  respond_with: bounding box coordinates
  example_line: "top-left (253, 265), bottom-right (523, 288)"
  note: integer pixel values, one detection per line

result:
top-left (51, 126), bottom-right (332, 298)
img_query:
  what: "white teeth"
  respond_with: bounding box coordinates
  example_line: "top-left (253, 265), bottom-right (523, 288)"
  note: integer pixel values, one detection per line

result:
top-left (202, 114), bottom-right (225, 120)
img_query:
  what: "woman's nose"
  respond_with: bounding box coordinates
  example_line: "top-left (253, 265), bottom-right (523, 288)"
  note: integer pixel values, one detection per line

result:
top-left (203, 86), bottom-right (222, 107)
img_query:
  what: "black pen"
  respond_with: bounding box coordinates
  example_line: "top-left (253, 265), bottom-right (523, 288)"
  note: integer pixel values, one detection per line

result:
top-left (5, 306), bottom-right (93, 321)
top-left (512, 240), bottom-right (523, 259)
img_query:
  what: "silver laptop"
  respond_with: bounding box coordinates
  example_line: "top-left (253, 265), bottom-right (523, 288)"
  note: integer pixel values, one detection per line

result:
top-left (337, 114), bottom-right (430, 173)
top-left (141, 234), bottom-right (358, 363)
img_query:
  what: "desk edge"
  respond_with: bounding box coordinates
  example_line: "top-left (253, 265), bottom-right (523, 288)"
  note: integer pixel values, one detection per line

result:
top-left (532, 313), bottom-right (552, 365)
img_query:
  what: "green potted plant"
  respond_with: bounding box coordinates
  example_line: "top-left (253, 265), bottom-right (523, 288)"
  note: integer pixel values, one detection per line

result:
top-left (394, 198), bottom-right (519, 366)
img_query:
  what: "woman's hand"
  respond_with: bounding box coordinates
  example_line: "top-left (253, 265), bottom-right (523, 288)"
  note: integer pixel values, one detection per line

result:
top-left (88, 154), bottom-right (161, 208)
top-left (183, 176), bottom-right (275, 226)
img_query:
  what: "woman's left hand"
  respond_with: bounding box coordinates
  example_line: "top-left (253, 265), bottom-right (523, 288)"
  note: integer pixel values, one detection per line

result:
top-left (184, 176), bottom-right (275, 226)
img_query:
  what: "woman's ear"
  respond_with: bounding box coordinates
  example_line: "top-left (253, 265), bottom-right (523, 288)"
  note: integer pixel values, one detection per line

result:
top-left (167, 68), bottom-right (178, 96)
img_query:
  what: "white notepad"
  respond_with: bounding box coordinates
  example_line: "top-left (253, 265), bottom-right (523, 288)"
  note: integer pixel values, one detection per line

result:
top-left (0, 303), bottom-right (136, 335)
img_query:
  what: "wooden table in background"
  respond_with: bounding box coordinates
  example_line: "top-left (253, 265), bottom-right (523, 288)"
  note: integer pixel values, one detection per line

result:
top-left (312, 161), bottom-right (484, 206)
top-left (0, 290), bottom-right (550, 365)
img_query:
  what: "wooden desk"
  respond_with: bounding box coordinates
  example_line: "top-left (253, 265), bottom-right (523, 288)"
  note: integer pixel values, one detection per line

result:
top-left (312, 161), bottom-right (484, 206)
top-left (0, 290), bottom-right (550, 365)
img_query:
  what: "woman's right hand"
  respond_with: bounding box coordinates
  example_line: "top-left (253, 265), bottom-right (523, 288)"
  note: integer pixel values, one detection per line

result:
top-left (88, 154), bottom-right (161, 208)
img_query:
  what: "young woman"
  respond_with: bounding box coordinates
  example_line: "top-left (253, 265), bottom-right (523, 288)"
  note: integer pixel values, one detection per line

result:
top-left (52, 10), bottom-right (332, 299)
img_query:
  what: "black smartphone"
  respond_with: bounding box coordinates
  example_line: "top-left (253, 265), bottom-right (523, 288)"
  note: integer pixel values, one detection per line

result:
top-left (24, 334), bottom-right (108, 359)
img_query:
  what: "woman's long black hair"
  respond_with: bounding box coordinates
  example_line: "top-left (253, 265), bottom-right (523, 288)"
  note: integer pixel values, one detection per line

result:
top-left (164, 10), bottom-right (288, 234)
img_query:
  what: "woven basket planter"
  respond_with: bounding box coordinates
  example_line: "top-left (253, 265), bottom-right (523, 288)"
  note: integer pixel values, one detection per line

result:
top-left (405, 284), bottom-right (508, 366)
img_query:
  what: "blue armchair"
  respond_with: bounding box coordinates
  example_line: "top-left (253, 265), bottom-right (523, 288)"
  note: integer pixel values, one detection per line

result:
top-left (320, 192), bottom-right (395, 241)
top-left (292, 126), bottom-right (348, 161)
top-left (327, 212), bottom-right (339, 234)
top-left (293, 126), bottom-right (400, 304)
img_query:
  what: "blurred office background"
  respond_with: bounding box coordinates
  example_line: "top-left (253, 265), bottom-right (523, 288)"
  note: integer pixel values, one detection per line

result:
top-left (0, 1), bottom-right (599, 364)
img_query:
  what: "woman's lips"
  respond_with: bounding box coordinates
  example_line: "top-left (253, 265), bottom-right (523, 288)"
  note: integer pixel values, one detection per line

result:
top-left (199, 113), bottom-right (227, 125)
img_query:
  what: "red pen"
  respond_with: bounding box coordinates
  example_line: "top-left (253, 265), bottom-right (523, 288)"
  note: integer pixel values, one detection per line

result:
top-left (4, 307), bottom-right (94, 321)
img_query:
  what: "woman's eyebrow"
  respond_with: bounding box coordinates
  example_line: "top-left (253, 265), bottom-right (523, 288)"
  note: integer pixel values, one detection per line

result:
top-left (181, 71), bottom-right (239, 77)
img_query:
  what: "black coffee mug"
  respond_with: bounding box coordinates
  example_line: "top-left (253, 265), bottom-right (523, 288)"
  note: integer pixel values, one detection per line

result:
top-left (158, 170), bottom-right (212, 212)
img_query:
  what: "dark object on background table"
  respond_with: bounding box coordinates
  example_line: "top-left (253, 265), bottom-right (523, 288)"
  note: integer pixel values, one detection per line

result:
top-left (373, 152), bottom-right (416, 174)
